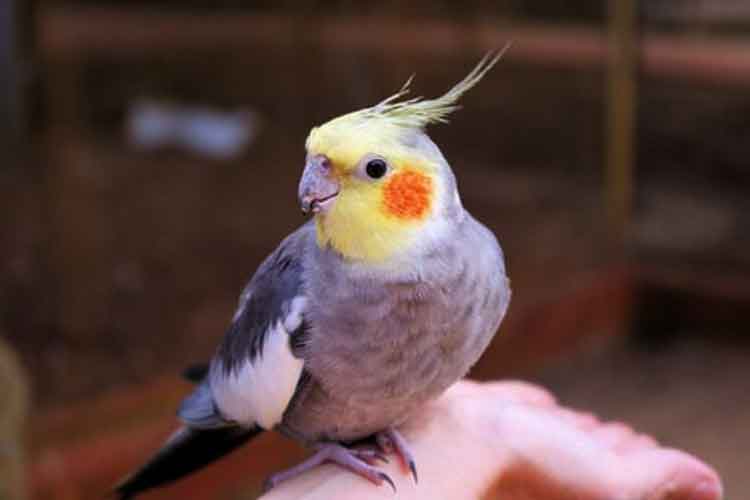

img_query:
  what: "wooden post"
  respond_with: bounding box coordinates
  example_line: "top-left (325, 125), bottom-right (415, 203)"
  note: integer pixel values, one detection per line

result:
top-left (0, 0), bottom-right (18, 153)
top-left (607, 0), bottom-right (639, 240)
top-left (0, 338), bottom-right (29, 500)
top-left (43, 55), bottom-right (116, 343)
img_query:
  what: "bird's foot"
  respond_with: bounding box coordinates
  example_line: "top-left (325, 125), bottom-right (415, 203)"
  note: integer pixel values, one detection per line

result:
top-left (376, 427), bottom-right (418, 484)
top-left (264, 442), bottom-right (395, 493)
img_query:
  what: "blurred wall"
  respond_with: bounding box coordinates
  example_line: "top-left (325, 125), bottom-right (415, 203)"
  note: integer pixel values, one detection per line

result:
top-left (6, 0), bottom-right (750, 414)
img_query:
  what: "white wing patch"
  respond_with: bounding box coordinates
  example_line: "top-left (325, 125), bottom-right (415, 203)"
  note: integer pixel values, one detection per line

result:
top-left (212, 298), bottom-right (306, 430)
top-left (283, 296), bottom-right (307, 332)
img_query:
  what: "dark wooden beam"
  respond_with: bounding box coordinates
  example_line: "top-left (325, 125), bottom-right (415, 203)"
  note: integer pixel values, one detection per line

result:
top-left (36, 8), bottom-right (750, 87)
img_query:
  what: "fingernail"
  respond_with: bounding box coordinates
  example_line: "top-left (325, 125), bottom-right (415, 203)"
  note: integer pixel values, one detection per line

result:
top-left (694, 479), bottom-right (723, 500)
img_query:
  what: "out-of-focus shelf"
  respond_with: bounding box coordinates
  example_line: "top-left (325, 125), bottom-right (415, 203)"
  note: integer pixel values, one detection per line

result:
top-left (37, 7), bottom-right (750, 87)
top-left (639, 265), bottom-right (750, 301)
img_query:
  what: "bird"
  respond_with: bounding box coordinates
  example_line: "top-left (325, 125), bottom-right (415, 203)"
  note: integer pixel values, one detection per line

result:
top-left (114, 50), bottom-right (512, 499)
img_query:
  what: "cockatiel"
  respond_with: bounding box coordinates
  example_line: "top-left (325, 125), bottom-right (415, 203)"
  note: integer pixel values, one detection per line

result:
top-left (115, 51), bottom-right (511, 499)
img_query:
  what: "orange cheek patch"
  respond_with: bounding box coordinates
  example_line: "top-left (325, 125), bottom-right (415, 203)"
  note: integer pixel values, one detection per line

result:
top-left (383, 170), bottom-right (433, 220)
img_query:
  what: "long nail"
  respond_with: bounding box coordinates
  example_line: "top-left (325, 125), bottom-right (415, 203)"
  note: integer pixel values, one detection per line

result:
top-left (409, 460), bottom-right (419, 484)
top-left (378, 472), bottom-right (397, 493)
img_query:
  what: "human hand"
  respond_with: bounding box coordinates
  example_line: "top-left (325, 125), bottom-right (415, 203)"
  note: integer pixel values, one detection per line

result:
top-left (261, 379), bottom-right (722, 500)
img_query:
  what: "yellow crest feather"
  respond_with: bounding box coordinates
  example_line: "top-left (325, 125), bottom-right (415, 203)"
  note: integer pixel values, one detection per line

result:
top-left (350, 45), bottom-right (510, 130)
top-left (306, 46), bottom-right (511, 157)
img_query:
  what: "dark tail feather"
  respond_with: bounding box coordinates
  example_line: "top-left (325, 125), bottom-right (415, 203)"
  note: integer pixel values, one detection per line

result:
top-left (182, 363), bottom-right (210, 384)
top-left (114, 425), bottom-right (262, 499)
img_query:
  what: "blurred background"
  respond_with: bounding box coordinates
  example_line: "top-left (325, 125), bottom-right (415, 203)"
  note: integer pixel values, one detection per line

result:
top-left (0, 0), bottom-right (748, 498)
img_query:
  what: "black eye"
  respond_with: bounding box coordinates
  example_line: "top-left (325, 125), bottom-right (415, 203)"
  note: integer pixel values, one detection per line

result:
top-left (365, 159), bottom-right (388, 179)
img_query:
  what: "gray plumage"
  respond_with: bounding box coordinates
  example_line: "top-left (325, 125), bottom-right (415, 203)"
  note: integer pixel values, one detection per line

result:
top-left (115, 130), bottom-right (510, 498)
top-left (281, 213), bottom-right (508, 443)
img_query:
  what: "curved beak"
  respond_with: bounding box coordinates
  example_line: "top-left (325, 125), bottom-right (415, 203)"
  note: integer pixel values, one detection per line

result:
top-left (298, 154), bottom-right (339, 215)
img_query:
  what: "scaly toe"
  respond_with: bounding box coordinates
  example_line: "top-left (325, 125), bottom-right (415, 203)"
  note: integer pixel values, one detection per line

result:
top-left (353, 447), bottom-right (390, 465)
top-left (326, 444), bottom-right (396, 491)
top-left (264, 442), bottom-right (394, 492)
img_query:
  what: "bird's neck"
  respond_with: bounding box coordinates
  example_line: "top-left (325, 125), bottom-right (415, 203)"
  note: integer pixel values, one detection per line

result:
top-left (314, 213), bottom-right (417, 263)
top-left (314, 206), bottom-right (461, 269)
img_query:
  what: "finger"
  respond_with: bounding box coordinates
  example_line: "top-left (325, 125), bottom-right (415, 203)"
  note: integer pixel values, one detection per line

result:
top-left (477, 379), bottom-right (558, 407)
top-left (590, 422), bottom-right (636, 450)
top-left (494, 407), bottom-right (723, 500)
top-left (614, 448), bottom-right (723, 500)
top-left (551, 408), bottom-right (600, 431)
top-left (549, 409), bottom-right (659, 454)
top-left (631, 434), bottom-right (658, 450)
top-left (613, 432), bottom-right (659, 454)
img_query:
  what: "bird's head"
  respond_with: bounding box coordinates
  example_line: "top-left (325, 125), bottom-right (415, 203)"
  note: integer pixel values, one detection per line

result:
top-left (299, 51), bottom-right (505, 264)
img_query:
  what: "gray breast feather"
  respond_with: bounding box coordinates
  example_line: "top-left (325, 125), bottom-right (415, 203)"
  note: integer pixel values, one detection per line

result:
top-left (181, 224), bottom-right (313, 430)
top-left (280, 212), bottom-right (509, 442)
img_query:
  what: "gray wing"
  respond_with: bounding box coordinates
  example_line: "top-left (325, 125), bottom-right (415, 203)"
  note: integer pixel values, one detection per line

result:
top-left (179, 223), bottom-right (313, 430)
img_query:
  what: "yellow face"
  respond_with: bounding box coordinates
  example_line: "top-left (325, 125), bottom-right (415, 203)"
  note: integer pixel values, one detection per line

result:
top-left (298, 51), bottom-right (505, 262)
top-left (305, 119), bottom-right (441, 263)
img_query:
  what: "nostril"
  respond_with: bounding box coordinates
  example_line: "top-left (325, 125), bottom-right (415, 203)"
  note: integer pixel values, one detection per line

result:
top-left (315, 155), bottom-right (332, 172)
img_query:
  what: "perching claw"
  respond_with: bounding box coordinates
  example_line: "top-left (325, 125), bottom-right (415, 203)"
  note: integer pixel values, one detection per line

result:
top-left (376, 428), bottom-right (419, 485)
top-left (264, 442), bottom-right (398, 493)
